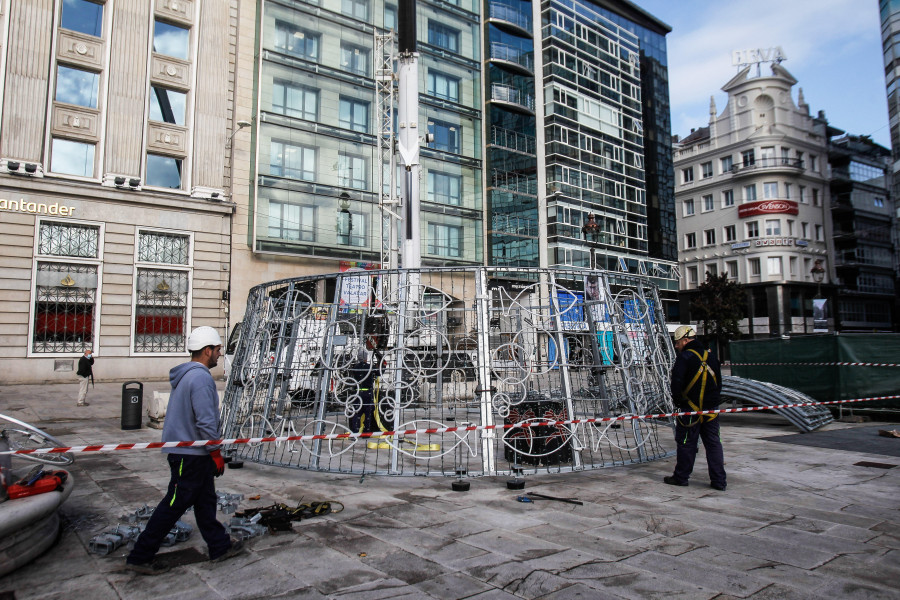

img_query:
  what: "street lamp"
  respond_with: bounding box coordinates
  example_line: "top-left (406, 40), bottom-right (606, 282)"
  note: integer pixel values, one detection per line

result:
top-left (810, 258), bottom-right (825, 298)
top-left (581, 213), bottom-right (600, 270)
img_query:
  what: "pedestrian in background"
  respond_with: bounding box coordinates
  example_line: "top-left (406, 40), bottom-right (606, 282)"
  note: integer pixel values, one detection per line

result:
top-left (76, 348), bottom-right (94, 407)
top-left (126, 326), bottom-right (244, 575)
top-left (664, 325), bottom-right (727, 491)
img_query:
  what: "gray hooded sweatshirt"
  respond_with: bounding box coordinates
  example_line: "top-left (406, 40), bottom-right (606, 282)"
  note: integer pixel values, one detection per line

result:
top-left (161, 361), bottom-right (221, 455)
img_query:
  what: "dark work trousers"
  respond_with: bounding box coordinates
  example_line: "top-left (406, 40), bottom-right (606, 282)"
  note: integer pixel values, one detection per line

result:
top-left (673, 416), bottom-right (727, 487)
top-left (349, 391), bottom-right (376, 433)
top-left (127, 453), bottom-right (231, 564)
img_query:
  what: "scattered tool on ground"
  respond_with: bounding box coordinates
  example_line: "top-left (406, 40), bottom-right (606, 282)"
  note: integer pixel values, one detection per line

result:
top-left (525, 491), bottom-right (583, 506)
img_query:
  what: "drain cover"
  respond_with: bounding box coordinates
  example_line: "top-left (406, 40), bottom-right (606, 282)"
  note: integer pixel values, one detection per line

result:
top-left (853, 461), bottom-right (897, 469)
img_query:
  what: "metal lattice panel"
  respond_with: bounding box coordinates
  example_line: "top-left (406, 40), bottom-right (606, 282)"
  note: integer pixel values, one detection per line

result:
top-left (38, 222), bottom-right (100, 258)
top-left (221, 267), bottom-right (676, 476)
top-left (138, 231), bottom-right (190, 265)
top-left (32, 263), bottom-right (98, 353)
top-left (134, 268), bottom-right (189, 353)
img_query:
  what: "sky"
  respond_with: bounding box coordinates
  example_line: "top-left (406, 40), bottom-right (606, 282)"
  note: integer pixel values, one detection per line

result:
top-left (634, 0), bottom-right (891, 148)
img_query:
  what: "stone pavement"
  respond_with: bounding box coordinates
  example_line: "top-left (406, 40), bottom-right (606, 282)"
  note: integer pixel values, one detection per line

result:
top-left (1, 381), bottom-right (899, 599)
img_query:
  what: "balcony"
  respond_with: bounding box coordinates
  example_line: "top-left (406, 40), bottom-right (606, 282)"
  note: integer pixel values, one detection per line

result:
top-left (489, 42), bottom-right (533, 75)
top-left (488, 125), bottom-right (536, 156)
top-left (487, 2), bottom-right (532, 37)
top-left (730, 157), bottom-right (805, 177)
top-left (489, 83), bottom-right (534, 115)
top-left (490, 169), bottom-right (537, 196)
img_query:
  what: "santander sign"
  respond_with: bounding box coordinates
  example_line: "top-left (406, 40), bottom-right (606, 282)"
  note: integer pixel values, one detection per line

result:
top-left (738, 200), bottom-right (799, 218)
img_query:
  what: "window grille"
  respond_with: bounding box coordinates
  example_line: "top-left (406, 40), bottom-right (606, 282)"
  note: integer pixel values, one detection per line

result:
top-left (32, 263), bottom-right (98, 353)
top-left (134, 268), bottom-right (189, 352)
top-left (138, 231), bottom-right (189, 264)
top-left (39, 222), bottom-right (99, 257)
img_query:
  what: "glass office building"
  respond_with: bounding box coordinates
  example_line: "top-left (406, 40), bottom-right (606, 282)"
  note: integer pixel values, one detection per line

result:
top-left (252, 0), bottom-right (483, 266)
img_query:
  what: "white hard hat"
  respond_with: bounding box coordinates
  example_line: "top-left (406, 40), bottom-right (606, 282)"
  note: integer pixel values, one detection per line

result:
top-left (673, 325), bottom-right (695, 341)
top-left (187, 326), bottom-right (223, 351)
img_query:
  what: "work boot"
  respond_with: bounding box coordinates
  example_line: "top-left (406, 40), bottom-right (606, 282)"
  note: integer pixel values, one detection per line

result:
top-left (663, 475), bottom-right (688, 487)
top-left (77, 402), bottom-right (90, 407)
top-left (710, 482), bottom-right (726, 491)
top-left (125, 560), bottom-right (171, 575)
top-left (211, 538), bottom-right (245, 563)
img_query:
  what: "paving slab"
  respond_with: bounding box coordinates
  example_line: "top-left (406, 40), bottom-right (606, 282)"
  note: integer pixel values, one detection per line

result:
top-left (1, 384), bottom-right (899, 600)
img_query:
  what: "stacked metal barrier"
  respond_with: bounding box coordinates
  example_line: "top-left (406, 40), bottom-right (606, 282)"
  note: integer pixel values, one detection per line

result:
top-left (220, 267), bottom-right (677, 477)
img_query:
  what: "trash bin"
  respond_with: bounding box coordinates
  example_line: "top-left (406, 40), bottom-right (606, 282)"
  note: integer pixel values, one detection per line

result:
top-left (121, 381), bottom-right (143, 430)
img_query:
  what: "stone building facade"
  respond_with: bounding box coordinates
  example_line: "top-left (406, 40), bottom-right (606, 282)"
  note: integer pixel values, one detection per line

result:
top-left (0, 0), bottom-right (239, 383)
top-left (674, 64), bottom-right (834, 338)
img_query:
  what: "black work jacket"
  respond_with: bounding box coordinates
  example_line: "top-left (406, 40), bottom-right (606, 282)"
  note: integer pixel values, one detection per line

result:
top-left (670, 339), bottom-right (721, 409)
top-left (77, 354), bottom-right (94, 378)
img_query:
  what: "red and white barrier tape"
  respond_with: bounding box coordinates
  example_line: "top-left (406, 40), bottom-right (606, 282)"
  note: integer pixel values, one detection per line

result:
top-left (726, 362), bottom-right (900, 367)
top-left (4, 394), bottom-right (899, 458)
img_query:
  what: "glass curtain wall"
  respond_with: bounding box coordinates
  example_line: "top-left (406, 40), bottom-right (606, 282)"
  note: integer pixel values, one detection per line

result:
top-left (255, 0), bottom-right (482, 265)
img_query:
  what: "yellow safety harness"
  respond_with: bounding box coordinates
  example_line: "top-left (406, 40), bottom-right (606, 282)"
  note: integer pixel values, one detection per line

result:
top-left (679, 348), bottom-right (718, 427)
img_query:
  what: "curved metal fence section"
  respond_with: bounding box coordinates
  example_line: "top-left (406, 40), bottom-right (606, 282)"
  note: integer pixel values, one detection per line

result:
top-left (220, 267), bottom-right (676, 476)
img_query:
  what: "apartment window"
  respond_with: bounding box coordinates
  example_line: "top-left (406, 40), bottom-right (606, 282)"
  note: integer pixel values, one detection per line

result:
top-left (784, 182), bottom-right (792, 199)
top-left (724, 224), bottom-right (736, 242)
top-left (428, 21), bottom-right (460, 53)
top-left (153, 19), bottom-right (190, 60)
top-left (765, 219), bottom-right (781, 236)
top-left (32, 221), bottom-right (101, 353)
top-left (340, 43), bottom-right (369, 77)
top-left (428, 70), bottom-right (461, 102)
top-left (809, 155), bottom-right (818, 172)
top-left (720, 155), bottom-right (733, 173)
top-left (726, 260), bottom-right (738, 278)
top-left (790, 256), bottom-right (798, 276)
top-left (50, 138), bottom-right (94, 178)
top-left (874, 196), bottom-right (885, 208)
top-left (272, 80), bottom-right (318, 120)
top-left (763, 182), bottom-right (778, 199)
top-left (749, 257), bottom-right (761, 276)
top-left (55, 65), bottom-right (99, 108)
top-left (812, 188), bottom-right (820, 206)
top-left (796, 151), bottom-right (804, 167)
top-left (767, 256), bottom-right (782, 276)
top-left (429, 119), bottom-right (460, 153)
top-left (704, 229), bottom-right (716, 246)
top-left (799, 186), bottom-right (807, 203)
top-left (384, 4), bottom-right (397, 30)
top-left (746, 221), bottom-right (759, 238)
top-left (682, 167), bottom-right (694, 183)
top-left (781, 147), bottom-right (791, 164)
top-left (337, 212), bottom-right (367, 247)
top-left (801, 222), bottom-right (809, 239)
top-left (134, 231), bottom-right (191, 353)
top-left (149, 86), bottom-right (186, 126)
top-left (146, 154), bottom-right (182, 189)
top-left (61, 0), bottom-right (103, 37)
top-left (702, 194), bottom-right (714, 212)
top-left (427, 222), bottom-right (462, 257)
top-left (684, 232), bottom-right (697, 249)
top-left (427, 171), bottom-right (461, 206)
top-left (342, 0), bottom-right (369, 20)
top-left (338, 153), bottom-right (368, 189)
top-left (687, 266), bottom-right (698, 285)
top-left (683, 198), bottom-right (695, 216)
top-left (787, 220), bottom-right (794, 236)
top-left (722, 189), bottom-right (734, 207)
top-left (274, 21), bottom-right (319, 61)
top-left (701, 162), bottom-right (713, 179)
top-left (760, 146), bottom-right (775, 165)
top-left (706, 264), bottom-right (718, 277)
top-left (815, 224), bottom-right (823, 241)
top-left (339, 97), bottom-right (369, 133)
top-left (270, 141), bottom-right (315, 181)
top-left (741, 149), bottom-right (755, 166)
top-left (744, 184), bottom-right (757, 201)
top-left (268, 201), bottom-right (316, 242)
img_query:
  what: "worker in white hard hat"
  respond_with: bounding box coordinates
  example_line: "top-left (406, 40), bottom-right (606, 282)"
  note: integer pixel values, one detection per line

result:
top-left (126, 326), bottom-right (245, 574)
top-left (665, 325), bottom-right (727, 491)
